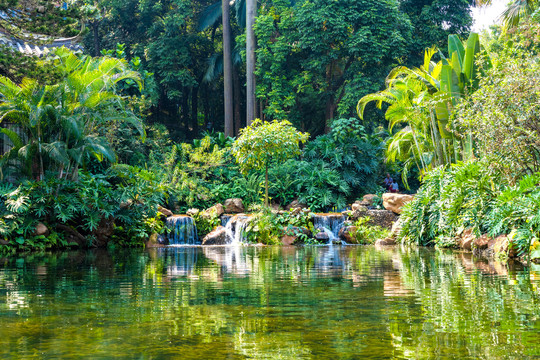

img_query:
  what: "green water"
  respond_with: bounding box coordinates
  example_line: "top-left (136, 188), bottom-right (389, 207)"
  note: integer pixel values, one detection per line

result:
top-left (0, 246), bottom-right (539, 359)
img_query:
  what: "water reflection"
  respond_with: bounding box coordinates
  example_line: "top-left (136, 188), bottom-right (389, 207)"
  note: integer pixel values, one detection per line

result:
top-left (0, 246), bottom-right (539, 359)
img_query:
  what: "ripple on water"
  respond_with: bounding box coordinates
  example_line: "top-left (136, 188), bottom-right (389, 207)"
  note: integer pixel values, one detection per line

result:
top-left (0, 246), bottom-right (538, 359)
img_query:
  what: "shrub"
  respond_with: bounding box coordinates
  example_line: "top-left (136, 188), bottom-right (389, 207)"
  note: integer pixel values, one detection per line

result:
top-left (350, 217), bottom-right (390, 244)
top-left (399, 161), bottom-right (501, 247)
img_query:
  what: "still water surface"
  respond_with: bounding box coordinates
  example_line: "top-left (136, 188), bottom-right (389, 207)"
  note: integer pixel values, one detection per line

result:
top-left (0, 245), bottom-right (539, 359)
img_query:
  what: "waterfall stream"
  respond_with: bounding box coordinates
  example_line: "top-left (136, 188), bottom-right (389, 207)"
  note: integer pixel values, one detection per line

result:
top-left (313, 213), bottom-right (346, 245)
top-left (166, 216), bottom-right (199, 245)
top-left (223, 215), bottom-right (250, 245)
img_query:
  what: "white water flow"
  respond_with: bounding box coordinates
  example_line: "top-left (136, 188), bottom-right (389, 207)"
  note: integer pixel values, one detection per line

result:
top-left (166, 216), bottom-right (199, 245)
top-left (313, 214), bottom-right (346, 245)
top-left (224, 215), bottom-right (250, 245)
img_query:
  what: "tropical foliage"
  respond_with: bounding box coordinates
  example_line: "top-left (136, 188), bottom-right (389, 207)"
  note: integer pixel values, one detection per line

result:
top-left (232, 119), bottom-right (309, 206)
top-left (357, 32), bottom-right (485, 187)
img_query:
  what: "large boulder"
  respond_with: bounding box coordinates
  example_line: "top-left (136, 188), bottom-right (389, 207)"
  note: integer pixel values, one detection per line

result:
top-left (315, 231), bottom-right (330, 242)
top-left (146, 233), bottom-right (166, 248)
top-left (339, 226), bottom-right (357, 244)
top-left (34, 222), bottom-right (49, 237)
top-left (347, 204), bottom-right (368, 220)
top-left (382, 193), bottom-right (414, 214)
top-left (488, 235), bottom-right (517, 258)
top-left (186, 208), bottom-right (199, 217)
top-left (281, 226), bottom-right (311, 245)
top-left (224, 198), bottom-right (245, 213)
top-left (473, 234), bottom-right (490, 250)
top-left (459, 228), bottom-right (476, 251)
top-left (285, 199), bottom-right (308, 211)
top-left (202, 203), bottom-right (224, 219)
top-left (359, 194), bottom-right (378, 207)
top-left (366, 210), bottom-right (398, 230)
top-left (158, 205), bottom-right (173, 217)
top-left (201, 226), bottom-right (229, 245)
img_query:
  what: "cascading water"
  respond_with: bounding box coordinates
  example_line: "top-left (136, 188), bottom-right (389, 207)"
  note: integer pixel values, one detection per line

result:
top-left (221, 215), bottom-right (232, 227)
top-left (313, 213), bottom-right (346, 245)
top-left (166, 215), bottom-right (199, 245)
top-left (224, 215), bottom-right (250, 245)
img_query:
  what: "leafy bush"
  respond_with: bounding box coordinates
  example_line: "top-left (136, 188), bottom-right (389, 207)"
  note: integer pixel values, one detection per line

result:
top-left (350, 217), bottom-right (390, 244)
top-left (244, 208), bottom-right (315, 245)
top-left (399, 161), bottom-right (500, 247)
top-left (304, 118), bottom-right (383, 198)
top-left (0, 166), bottom-right (168, 250)
top-left (455, 21), bottom-right (540, 184)
top-left (192, 210), bottom-right (222, 239)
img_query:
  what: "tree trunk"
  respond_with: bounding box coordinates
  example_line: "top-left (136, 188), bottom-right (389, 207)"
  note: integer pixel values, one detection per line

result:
top-left (233, 68), bottom-right (242, 136)
top-left (265, 163), bottom-right (269, 207)
top-left (92, 21), bottom-right (100, 57)
top-left (191, 85), bottom-right (199, 137)
top-left (324, 97), bottom-right (336, 133)
top-left (182, 88), bottom-right (190, 136)
top-left (222, 0), bottom-right (234, 137)
top-left (246, 0), bottom-right (257, 126)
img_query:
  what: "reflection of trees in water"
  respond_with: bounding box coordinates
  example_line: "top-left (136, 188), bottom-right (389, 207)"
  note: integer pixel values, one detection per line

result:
top-left (391, 247), bottom-right (539, 359)
top-left (0, 246), bottom-right (539, 358)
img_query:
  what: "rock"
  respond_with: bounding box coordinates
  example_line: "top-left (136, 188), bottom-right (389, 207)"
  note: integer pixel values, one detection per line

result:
top-left (146, 233), bottom-right (166, 248)
top-left (285, 199), bottom-right (307, 211)
top-left (92, 217), bottom-right (115, 247)
top-left (360, 194), bottom-right (378, 207)
top-left (315, 231), bottom-right (330, 242)
top-left (224, 198), bottom-right (245, 213)
top-left (36, 5), bottom-right (46, 13)
top-left (459, 228), bottom-right (476, 251)
top-left (281, 234), bottom-right (296, 246)
top-left (34, 222), bottom-right (49, 237)
top-left (382, 193), bottom-right (414, 214)
top-left (202, 203), bottom-right (224, 219)
top-left (158, 205), bottom-right (173, 217)
top-left (120, 200), bottom-right (132, 209)
top-left (366, 210), bottom-right (398, 230)
top-left (351, 203), bottom-right (368, 212)
top-left (347, 204), bottom-right (369, 220)
top-left (282, 226), bottom-right (311, 245)
top-left (474, 234), bottom-right (490, 249)
top-left (376, 237), bottom-right (397, 246)
top-left (390, 217), bottom-right (403, 238)
top-left (339, 226), bottom-right (357, 244)
top-left (186, 208), bottom-right (199, 217)
top-left (488, 235), bottom-right (517, 258)
top-left (201, 226), bottom-right (229, 245)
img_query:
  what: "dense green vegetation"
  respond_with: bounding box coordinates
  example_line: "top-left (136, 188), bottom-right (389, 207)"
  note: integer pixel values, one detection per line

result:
top-left (393, 20), bottom-right (540, 260)
top-left (1, 0), bottom-right (540, 257)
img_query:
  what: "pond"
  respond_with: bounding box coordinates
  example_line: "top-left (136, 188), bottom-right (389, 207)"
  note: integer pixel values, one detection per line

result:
top-left (0, 245), bottom-right (539, 359)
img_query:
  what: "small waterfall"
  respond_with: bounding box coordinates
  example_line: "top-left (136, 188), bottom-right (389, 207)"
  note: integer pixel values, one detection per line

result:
top-left (224, 215), bottom-right (250, 245)
top-left (313, 213), bottom-right (346, 245)
top-left (166, 216), bottom-right (199, 245)
top-left (221, 214), bottom-right (232, 227)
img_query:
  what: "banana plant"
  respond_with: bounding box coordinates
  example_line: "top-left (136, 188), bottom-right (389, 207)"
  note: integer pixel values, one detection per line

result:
top-left (358, 32), bottom-right (488, 185)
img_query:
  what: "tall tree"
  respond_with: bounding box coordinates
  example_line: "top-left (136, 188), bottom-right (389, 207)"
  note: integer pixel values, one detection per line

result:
top-left (245, 0), bottom-right (256, 126)
top-left (222, 0), bottom-right (234, 137)
top-left (399, 0), bottom-right (473, 66)
top-left (255, 0), bottom-right (412, 134)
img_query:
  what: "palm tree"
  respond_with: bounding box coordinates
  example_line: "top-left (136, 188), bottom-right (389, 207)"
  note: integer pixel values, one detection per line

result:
top-left (358, 33), bottom-right (485, 187)
top-left (245, 0), bottom-right (256, 126)
top-left (0, 48), bottom-right (144, 181)
top-left (222, 0), bottom-right (234, 137)
top-left (199, 0), bottom-right (258, 131)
